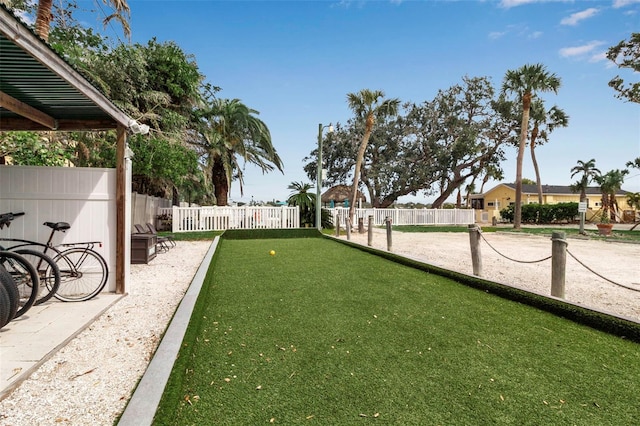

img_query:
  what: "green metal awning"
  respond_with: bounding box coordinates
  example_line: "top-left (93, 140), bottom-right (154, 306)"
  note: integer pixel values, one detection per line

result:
top-left (0, 4), bottom-right (132, 131)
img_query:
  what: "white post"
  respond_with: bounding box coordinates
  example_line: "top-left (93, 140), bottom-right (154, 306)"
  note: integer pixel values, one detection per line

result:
top-left (172, 206), bottom-right (178, 233)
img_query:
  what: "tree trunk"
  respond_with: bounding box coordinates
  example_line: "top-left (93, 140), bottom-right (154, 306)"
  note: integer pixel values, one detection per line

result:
top-left (514, 93), bottom-right (531, 229)
top-left (349, 115), bottom-right (374, 225)
top-left (480, 175), bottom-right (489, 194)
top-left (611, 195), bottom-right (620, 222)
top-left (529, 124), bottom-right (543, 205)
top-left (431, 179), bottom-right (463, 208)
top-left (172, 186), bottom-right (179, 206)
top-left (35, 0), bottom-right (53, 42)
top-left (211, 157), bottom-right (229, 206)
top-left (601, 193), bottom-right (609, 220)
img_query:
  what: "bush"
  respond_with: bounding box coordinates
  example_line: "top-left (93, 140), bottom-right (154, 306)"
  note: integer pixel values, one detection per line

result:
top-left (500, 205), bottom-right (514, 222)
top-left (500, 202), bottom-right (578, 224)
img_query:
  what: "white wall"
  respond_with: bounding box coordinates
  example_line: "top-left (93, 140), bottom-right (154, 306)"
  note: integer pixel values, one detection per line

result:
top-left (0, 165), bottom-right (117, 292)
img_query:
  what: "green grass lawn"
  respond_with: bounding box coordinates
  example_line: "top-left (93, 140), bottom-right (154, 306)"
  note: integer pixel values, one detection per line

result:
top-left (153, 237), bottom-right (640, 425)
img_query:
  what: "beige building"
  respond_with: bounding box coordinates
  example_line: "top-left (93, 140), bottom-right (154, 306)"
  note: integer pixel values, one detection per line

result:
top-left (469, 183), bottom-right (633, 223)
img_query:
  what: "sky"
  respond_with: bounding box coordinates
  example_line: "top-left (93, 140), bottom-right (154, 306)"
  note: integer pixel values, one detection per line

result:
top-left (90, 0), bottom-right (639, 204)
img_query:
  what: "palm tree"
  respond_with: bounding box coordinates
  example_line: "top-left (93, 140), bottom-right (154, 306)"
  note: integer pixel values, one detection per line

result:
top-left (570, 159), bottom-right (601, 203)
top-left (194, 99), bottom-right (283, 206)
top-left (528, 100), bottom-right (569, 204)
top-left (479, 164), bottom-right (504, 194)
top-left (626, 192), bottom-right (640, 231)
top-left (595, 169), bottom-right (628, 222)
top-left (346, 89), bottom-right (400, 224)
top-left (34, 0), bottom-right (131, 42)
top-left (286, 181), bottom-right (316, 227)
top-left (502, 64), bottom-right (561, 229)
top-left (627, 157), bottom-right (640, 170)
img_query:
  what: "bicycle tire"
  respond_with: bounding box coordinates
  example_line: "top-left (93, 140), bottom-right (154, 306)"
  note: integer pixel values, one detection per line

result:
top-left (0, 266), bottom-right (17, 328)
top-left (12, 249), bottom-right (61, 306)
top-left (0, 251), bottom-right (39, 318)
top-left (53, 248), bottom-right (108, 302)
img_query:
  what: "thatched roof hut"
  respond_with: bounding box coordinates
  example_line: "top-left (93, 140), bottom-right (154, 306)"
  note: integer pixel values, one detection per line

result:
top-left (321, 185), bottom-right (366, 207)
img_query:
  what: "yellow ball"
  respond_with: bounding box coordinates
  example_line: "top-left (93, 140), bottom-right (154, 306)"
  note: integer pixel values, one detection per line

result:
top-left (269, 250), bottom-right (276, 256)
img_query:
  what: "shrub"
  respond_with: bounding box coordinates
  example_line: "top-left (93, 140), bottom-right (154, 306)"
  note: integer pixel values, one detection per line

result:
top-left (500, 202), bottom-right (578, 224)
top-left (500, 204), bottom-right (515, 222)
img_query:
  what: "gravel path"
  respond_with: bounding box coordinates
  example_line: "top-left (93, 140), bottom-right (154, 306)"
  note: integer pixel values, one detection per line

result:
top-left (0, 232), bottom-right (638, 425)
top-left (0, 241), bottom-right (212, 426)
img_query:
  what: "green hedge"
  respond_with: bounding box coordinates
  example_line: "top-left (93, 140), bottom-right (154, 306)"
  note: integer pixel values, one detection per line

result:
top-left (221, 228), bottom-right (321, 240)
top-left (500, 202), bottom-right (579, 224)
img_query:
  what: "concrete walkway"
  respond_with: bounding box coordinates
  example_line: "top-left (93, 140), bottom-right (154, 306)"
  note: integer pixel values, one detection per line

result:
top-left (0, 292), bottom-right (124, 400)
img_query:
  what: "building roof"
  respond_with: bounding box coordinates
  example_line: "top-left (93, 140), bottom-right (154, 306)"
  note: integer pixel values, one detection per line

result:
top-left (469, 183), bottom-right (629, 199)
top-left (321, 184), bottom-right (366, 203)
top-left (501, 183), bottom-right (628, 196)
top-left (0, 4), bottom-right (131, 131)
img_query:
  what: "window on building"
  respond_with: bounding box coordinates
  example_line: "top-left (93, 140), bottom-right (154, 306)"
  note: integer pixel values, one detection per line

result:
top-left (471, 199), bottom-right (484, 210)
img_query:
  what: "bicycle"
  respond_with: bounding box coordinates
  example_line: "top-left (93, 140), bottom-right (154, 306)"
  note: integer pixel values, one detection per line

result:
top-left (0, 213), bottom-right (43, 318)
top-left (0, 263), bottom-right (19, 327)
top-left (1, 212), bottom-right (60, 306)
top-left (0, 212), bottom-right (109, 302)
top-left (0, 249), bottom-right (40, 319)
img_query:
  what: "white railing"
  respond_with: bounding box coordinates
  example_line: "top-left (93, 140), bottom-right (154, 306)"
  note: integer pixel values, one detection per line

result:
top-left (161, 206), bottom-right (474, 232)
top-left (329, 207), bottom-right (475, 226)
top-left (170, 206), bottom-right (300, 232)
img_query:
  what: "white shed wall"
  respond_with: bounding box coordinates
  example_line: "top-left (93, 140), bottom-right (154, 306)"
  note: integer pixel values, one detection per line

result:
top-left (0, 165), bottom-right (117, 293)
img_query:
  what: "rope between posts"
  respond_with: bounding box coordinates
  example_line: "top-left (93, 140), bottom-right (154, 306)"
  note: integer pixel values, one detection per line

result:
top-left (479, 232), bottom-right (552, 264)
top-left (566, 249), bottom-right (640, 292)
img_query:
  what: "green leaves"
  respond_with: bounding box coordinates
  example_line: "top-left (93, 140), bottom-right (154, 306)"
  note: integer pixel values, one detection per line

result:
top-left (607, 33), bottom-right (640, 104)
top-left (0, 132), bottom-right (73, 166)
top-left (308, 77), bottom-right (511, 208)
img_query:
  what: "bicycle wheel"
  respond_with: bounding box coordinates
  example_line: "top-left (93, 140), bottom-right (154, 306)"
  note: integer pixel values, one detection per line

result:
top-left (53, 248), bottom-right (108, 302)
top-left (12, 249), bottom-right (61, 306)
top-left (0, 266), bottom-right (18, 328)
top-left (0, 251), bottom-right (39, 318)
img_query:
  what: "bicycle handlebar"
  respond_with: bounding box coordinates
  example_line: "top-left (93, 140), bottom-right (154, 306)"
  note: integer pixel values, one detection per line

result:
top-left (0, 212), bottom-right (25, 229)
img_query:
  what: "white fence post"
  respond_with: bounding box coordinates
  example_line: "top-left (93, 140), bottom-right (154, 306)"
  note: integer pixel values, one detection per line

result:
top-left (172, 206), bottom-right (178, 233)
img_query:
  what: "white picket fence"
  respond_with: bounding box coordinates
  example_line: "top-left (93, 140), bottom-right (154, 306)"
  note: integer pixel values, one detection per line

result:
top-left (329, 207), bottom-right (475, 226)
top-left (164, 206), bottom-right (300, 232)
top-left (159, 205), bottom-right (475, 232)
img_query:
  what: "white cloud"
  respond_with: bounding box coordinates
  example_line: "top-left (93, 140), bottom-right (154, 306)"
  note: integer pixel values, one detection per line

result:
top-left (560, 8), bottom-right (600, 26)
top-left (589, 51), bottom-right (609, 63)
top-left (489, 31), bottom-right (507, 40)
top-left (559, 41), bottom-right (606, 58)
top-left (500, 0), bottom-right (540, 7)
top-left (488, 25), bottom-right (541, 40)
top-left (613, 0), bottom-right (640, 8)
top-left (500, 0), bottom-right (571, 8)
